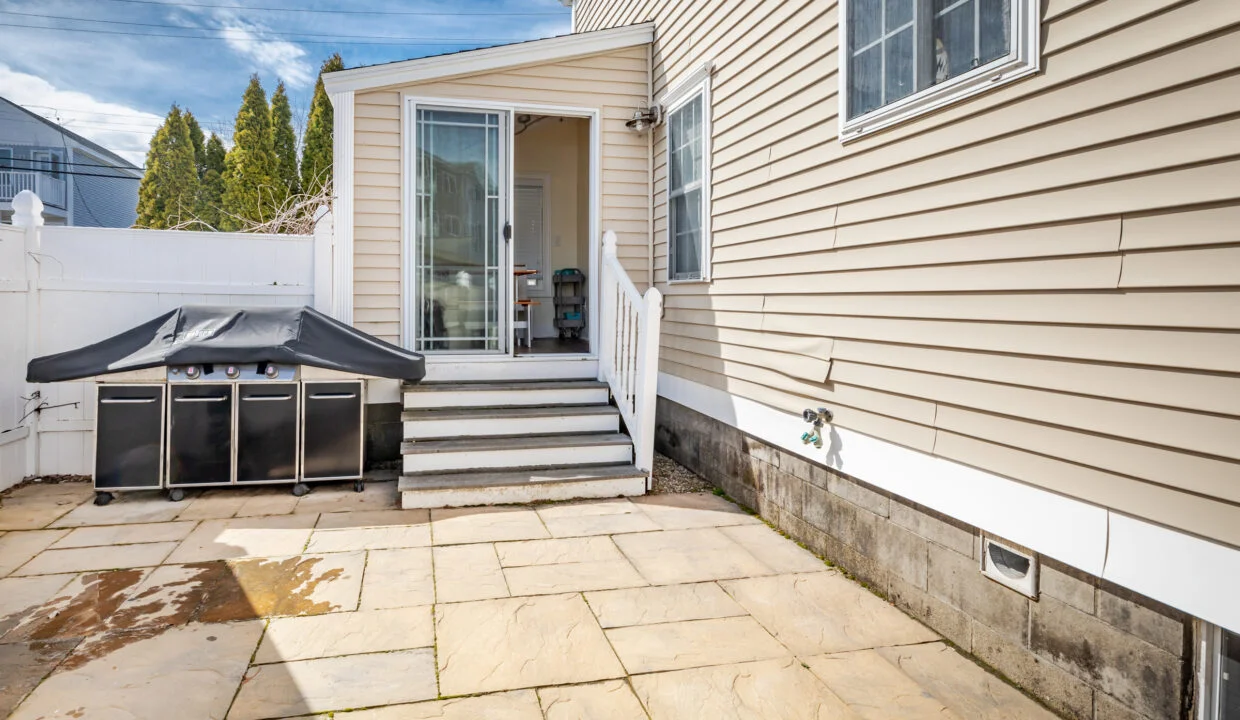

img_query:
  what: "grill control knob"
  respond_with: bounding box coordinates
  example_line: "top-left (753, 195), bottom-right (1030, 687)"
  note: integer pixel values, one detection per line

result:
top-left (264, 365), bottom-right (280, 379)
top-left (185, 366), bottom-right (200, 380)
top-left (225, 365), bottom-right (240, 379)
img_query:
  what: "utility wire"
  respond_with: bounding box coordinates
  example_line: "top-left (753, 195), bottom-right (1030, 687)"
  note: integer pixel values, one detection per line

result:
top-left (0, 21), bottom-right (514, 46)
top-left (1, 165), bottom-right (141, 179)
top-left (22, 104), bottom-right (230, 125)
top-left (5, 10), bottom-right (534, 43)
top-left (5, 157), bottom-right (142, 171)
top-left (85, 0), bottom-right (569, 17)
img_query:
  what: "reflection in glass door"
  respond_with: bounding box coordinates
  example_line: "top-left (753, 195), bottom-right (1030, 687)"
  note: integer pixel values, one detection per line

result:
top-left (413, 108), bottom-right (507, 353)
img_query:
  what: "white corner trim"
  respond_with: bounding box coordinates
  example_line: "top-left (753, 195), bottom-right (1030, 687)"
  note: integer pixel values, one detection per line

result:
top-left (658, 372), bottom-right (1240, 631)
top-left (330, 89), bottom-right (355, 325)
top-left (323, 23), bottom-right (655, 94)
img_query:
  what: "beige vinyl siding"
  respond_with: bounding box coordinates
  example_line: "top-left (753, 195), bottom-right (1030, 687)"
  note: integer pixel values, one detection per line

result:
top-left (575, 0), bottom-right (1240, 547)
top-left (350, 45), bottom-right (651, 343)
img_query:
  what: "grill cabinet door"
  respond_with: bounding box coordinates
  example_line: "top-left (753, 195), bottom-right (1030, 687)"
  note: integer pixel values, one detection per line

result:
top-left (168, 384), bottom-right (234, 486)
top-left (237, 383), bottom-right (298, 483)
top-left (301, 381), bottom-right (363, 479)
top-left (95, 385), bottom-right (164, 490)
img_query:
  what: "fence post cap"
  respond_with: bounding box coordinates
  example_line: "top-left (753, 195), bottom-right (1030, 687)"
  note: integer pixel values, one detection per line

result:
top-left (12, 190), bottom-right (45, 228)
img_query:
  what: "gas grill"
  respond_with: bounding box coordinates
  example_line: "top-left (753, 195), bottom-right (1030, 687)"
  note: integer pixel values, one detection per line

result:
top-left (27, 306), bottom-right (424, 505)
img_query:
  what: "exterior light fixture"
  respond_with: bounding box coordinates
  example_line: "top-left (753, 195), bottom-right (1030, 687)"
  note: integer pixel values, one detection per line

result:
top-left (625, 105), bottom-right (663, 133)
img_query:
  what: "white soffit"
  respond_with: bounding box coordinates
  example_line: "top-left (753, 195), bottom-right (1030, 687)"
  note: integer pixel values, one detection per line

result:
top-left (323, 23), bottom-right (654, 94)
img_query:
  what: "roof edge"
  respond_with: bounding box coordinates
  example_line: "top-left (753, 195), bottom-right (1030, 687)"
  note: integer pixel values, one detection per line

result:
top-left (323, 22), bottom-right (654, 95)
top-left (1, 96), bottom-right (142, 172)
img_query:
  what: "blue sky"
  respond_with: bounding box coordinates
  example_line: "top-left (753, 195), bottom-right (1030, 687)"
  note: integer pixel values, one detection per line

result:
top-left (0, 0), bottom-right (572, 164)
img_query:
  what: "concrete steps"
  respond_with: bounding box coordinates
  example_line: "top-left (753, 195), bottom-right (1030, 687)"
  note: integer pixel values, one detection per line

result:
top-left (400, 379), bottom-right (645, 509)
top-left (398, 465), bottom-right (647, 508)
top-left (403, 380), bottom-right (609, 409)
top-left (403, 404), bottom-right (620, 440)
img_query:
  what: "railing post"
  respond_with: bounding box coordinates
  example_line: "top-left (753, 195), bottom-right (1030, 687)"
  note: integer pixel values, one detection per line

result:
top-left (13, 190), bottom-right (44, 480)
top-left (634, 286), bottom-right (662, 480)
top-left (598, 231), bottom-right (619, 384)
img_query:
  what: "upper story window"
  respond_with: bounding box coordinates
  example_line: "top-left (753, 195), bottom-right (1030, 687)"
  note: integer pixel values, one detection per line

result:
top-left (841, 0), bottom-right (1039, 139)
top-left (30, 150), bottom-right (64, 179)
top-left (665, 67), bottom-right (712, 283)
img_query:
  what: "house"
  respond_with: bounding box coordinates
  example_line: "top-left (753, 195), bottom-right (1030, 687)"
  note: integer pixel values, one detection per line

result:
top-left (0, 96), bottom-right (141, 227)
top-left (321, 2), bottom-right (1240, 718)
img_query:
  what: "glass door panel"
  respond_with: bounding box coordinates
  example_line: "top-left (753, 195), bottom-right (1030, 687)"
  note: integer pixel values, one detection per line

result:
top-left (414, 108), bottom-right (507, 353)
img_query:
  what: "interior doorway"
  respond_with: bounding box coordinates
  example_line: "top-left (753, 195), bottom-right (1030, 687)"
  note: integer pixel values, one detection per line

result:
top-left (512, 114), bottom-right (592, 357)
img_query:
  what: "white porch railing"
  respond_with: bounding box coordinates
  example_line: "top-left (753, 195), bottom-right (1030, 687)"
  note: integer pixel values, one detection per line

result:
top-left (0, 172), bottom-right (67, 209)
top-left (598, 230), bottom-right (663, 481)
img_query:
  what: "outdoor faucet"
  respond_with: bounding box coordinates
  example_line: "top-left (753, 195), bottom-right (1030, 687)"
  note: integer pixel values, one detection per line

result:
top-left (800, 407), bottom-right (834, 448)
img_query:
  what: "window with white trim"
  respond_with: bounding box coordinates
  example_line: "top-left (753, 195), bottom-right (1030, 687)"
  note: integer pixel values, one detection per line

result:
top-left (841, 0), bottom-right (1039, 138)
top-left (666, 79), bottom-right (710, 282)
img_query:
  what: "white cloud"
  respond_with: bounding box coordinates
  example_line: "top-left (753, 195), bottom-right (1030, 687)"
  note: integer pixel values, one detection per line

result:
top-left (0, 63), bottom-right (160, 166)
top-left (205, 11), bottom-right (315, 88)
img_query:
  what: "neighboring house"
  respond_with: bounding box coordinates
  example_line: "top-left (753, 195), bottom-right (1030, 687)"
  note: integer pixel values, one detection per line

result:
top-left (322, 3), bottom-right (1239, 719)
top-left (0, 96), bottom-right (141, 227)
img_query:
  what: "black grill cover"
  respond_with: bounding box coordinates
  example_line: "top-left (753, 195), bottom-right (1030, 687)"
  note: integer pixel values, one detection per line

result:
top-left (27, 305), bottom-right (425, 383)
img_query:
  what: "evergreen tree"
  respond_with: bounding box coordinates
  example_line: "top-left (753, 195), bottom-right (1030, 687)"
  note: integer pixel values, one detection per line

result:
top-left (135, 104), bottom-right (199, 229)
top-left (184, 111), bottom-right (207, 178)
top-left (300, 53), bottom-right (343, 198)
top-left (195, 132), bottom-right (227, 229)
top-left (221, 75), bottom-right (278, 230)
top-left (269, 81), bottom-right (299, 203)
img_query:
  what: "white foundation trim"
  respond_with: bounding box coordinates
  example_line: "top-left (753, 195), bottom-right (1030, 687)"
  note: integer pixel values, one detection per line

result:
top-left (658, 372), bottom-right (1240, 632)
top-left (329, 89), bottom-right (355, 325)
top-left (1105, 515), bottom-right (1239, 633)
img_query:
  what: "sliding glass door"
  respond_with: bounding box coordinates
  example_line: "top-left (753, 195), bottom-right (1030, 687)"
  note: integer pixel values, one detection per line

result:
top-left (412, 107), bottom-right (508, 353)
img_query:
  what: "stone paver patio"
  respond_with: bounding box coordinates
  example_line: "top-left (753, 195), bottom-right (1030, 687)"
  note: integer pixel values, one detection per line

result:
top-left (0, 480), bottom-right (1059, 719)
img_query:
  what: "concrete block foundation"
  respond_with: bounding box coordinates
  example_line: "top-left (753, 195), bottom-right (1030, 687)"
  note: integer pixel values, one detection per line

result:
top-left (655, 397), bottom-right (1194, 720)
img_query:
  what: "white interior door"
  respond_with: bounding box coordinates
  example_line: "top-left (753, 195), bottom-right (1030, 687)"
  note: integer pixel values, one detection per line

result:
top-left (411, 107), bottom-right (509, 354)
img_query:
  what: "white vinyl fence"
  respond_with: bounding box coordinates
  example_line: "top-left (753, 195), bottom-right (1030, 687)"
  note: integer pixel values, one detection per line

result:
top-left (0, 191), bottom-right (332, 489)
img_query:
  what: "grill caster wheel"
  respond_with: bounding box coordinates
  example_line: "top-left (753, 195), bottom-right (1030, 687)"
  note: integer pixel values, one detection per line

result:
top-left (291, 483), bottom-right (310, 497)
top-left (353, 480), bottom-right (364, 493)
top-left (168, 489), bottom-right (185, 502)
top-left (94, 492), bottom-right (113, 506)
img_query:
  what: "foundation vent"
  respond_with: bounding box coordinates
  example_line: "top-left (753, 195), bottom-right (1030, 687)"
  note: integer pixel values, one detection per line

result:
top-left (981, 535), bottom-right (1039, 598)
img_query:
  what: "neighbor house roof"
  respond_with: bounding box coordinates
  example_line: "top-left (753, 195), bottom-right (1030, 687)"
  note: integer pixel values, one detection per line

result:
top-left (322, 22), bottom-right (654, 94)
top-left (0, 96), bottom-right (142, 176)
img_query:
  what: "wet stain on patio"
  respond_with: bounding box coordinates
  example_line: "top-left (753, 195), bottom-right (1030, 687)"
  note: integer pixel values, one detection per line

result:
top-left (0, 639), bottom-right (80, 717)
top-left (2, 569), bottom-right (147, 643)
top-left (201, 555), bottom-right (345, 621)
top-left (3, 556), bottom-right (346, 673)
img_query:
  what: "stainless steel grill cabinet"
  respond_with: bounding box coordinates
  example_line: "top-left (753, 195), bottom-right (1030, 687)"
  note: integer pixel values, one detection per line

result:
top-left (301, 381), bottom-right (364, 481)
top-left (237, 382), bottom-right (299, 484)
top-left (29, 306), bottom-right (424, 505)
top-left (94, 384), bottom-right (165, 493)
